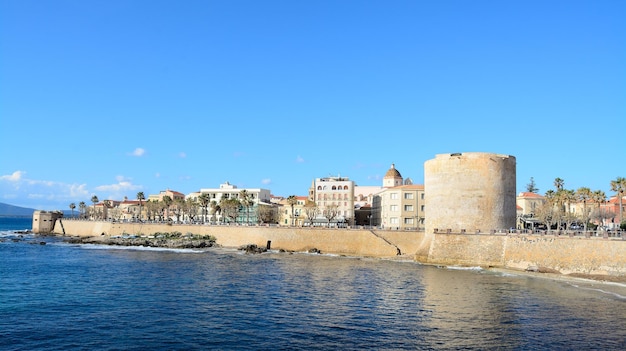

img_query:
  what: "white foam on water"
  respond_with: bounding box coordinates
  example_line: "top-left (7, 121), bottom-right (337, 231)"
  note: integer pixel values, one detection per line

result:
top-left (567, 282), bottom-right (626, 300)
top-left (445, 265), bottom-right (484, 271)
top-left (78, 243), bottom-right (205, 253)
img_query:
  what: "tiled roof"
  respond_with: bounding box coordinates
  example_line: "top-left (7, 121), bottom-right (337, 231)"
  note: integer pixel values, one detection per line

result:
top-left (384, 163), bottom-right (402, 178)
top-left (518, 192), bottom-right (544, 198)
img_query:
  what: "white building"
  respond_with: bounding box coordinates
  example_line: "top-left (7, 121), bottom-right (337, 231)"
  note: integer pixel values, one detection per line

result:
top-left (186, 181), bottom-right (272, 223)
top-left (309, 176), bottom-right (355, 226)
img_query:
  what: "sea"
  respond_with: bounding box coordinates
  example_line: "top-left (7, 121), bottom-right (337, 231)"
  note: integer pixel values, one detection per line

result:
top-left (1, 217), bottom-right (625, 351)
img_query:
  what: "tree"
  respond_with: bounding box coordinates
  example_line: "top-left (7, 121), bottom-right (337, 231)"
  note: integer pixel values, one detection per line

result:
top-left (610, 177), bottom-right (626, 226)
top-left (287, 195), bottom-right (298, 226)
top-left (162, 196), bottom-right (173, 221)
top-left (304, 200), bottom-right (319, 227)
top-left (185, 197), bottom-right (199, 223)
top-left (553, 178), bottom-right (564, 191)
top-left (198, 193), bottom-right (211, 223)
top-left (91, 195), bottom-right (99, 220)
top-left (257, 204), bottom-right (278, 224)
top-left (535, 202), bottom-right (556, 232)
top-left (240, 190), bottom-right (253, 224)
top-left (576, 187), bottom-right (592, 231)
top-left (323, 203), bottom-right (339, 227)
top-left (525, 177), bottom-right (539, 193)
top-left (591, 190), bottom-right (606, 228)
top-left (79, 202), bottom-right (86, 219)
top-left (136, 192), bottom-right (145, 221)
top-left (220, 197), bottom-right (240, 223)
top-left (69, 203), bottom-right (76, 218)
top-left (210, 200), bottom-right (220, 223)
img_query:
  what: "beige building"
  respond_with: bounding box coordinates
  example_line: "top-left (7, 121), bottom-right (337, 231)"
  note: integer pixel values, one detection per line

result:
top-left (309, 176), bottom-right (355, 226)
top-left (372, 164), bottom-right (425, 229)
top-left (516, 192), bottom-right (546, 229)
top-left (278, 196), bottom-right (308, 226)
top-left (148, 189), bottom-right (185, 202)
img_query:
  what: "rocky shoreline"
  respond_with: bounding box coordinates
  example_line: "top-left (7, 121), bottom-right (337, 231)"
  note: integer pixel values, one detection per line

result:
top-left (65, 235), bottom-right (218, 249)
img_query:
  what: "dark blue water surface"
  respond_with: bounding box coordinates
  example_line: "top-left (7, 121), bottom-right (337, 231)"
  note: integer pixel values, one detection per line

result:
top-left (1, 217), bottom-right (625, 350)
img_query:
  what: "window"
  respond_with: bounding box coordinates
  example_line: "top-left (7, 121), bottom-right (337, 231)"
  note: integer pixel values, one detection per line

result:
top-left (390, 217), bottom-right (399, 225)
top-left (404, 193), bottom-right (414, 200)
top-left (390, 205), bottom-right (398, 212)
top-left (421, 193), bottom-right (424, 199)
top-left (404, 205), bottom-right (413, 212)
top-left (390, 193), bottom-right (398, 200)
top-left (421, 205), bottom-right (425, 211)
top-left (404, 218), bottom-right (414, 225)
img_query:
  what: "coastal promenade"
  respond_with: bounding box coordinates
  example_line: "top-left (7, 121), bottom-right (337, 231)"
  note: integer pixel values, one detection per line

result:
top-left (51, 219), bottom-right (626, 279)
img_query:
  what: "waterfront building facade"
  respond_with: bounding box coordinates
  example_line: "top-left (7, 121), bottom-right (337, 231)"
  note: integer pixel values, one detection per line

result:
top-left (516, 192), bottom-right (546, 229)
top-left (371, 164), bottom-right (425, 229)
top-left (189, 181), bottom-right (272, 223)
top-left (309, 176), bottom-right (355, 226)
top-left (278, 196), bottom-right (308, 226)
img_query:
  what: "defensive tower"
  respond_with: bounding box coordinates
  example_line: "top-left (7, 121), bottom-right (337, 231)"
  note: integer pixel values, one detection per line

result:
top-left (424, 152), bottom-right (516, 234)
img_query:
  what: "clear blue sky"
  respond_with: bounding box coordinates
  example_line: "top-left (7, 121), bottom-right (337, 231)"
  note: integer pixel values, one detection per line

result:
top-left (1, 0), bottom-right (624, 211)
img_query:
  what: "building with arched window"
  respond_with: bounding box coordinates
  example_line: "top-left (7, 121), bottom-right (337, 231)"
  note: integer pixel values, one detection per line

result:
top-left (309, 176), bottom-right (355, 226)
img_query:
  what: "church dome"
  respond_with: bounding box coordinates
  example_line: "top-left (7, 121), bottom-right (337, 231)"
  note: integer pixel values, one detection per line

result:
top-left (384, 164), bottom-right (402, 179)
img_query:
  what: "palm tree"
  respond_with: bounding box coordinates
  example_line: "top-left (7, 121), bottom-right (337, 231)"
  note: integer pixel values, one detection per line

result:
top-left (79, 201), bottom-right (86, 219)
top-left (287, 195), bottom-right (298, 226)
top-left (553, 178), bottom-right (564, 191)
top-left (591, 190), bottom-right (606, 229)
top-left (576, 187), bottom-right (592, 230)
top-left (199, 194), bottom-right (210, 223)
top-left (136, 192), bottom-right (145, 222)
top-left (162, 196), bottom-right (173, 221)
top-left (210, 200), bottom-right (220, 223)
top-left (239, 190), bottom-right (253, 224)
top-left (91, 195), bottom-right (99, 220)
top-left (610, 177), bottom-right (626, 226)
top-left (69, 203), bottom-right (76, 218)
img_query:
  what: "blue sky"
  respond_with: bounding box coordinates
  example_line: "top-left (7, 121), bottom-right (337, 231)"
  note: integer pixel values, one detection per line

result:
top-left (1, 0), bottom-right (624, 211)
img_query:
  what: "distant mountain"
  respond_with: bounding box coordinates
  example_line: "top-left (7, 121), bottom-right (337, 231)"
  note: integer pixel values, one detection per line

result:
top-left (0, 202), bottom-right (37, 217)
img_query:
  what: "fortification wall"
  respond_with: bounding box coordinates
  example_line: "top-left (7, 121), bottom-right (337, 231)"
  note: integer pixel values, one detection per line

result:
top-left (52, 220), bottom-right (626, 275)
top-left (53, 219), bottom-right (424, 258)
top-left (427, 233), bottom-right (626, 276)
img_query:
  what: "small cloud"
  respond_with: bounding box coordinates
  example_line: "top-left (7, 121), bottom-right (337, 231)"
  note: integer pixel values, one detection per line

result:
top-left (233, 151), bottom-right (245, 158)
top-left (0, 170), bottom-right (25, 182)
top-left (179, 152), bottom-right (187, 158)
top-left (295, 155), bottom-right (305, 163)
top-left (130, 148), bottom-right (146, 157)
top-left (261, 178), bottom-right (271, 185)
top-left (94, 177), bottom-right (142, 200)
top-left (155, 173), bottom-right (161, 178)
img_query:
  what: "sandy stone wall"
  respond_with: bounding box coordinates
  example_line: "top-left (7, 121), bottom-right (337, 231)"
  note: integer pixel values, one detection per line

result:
top-left (53, 219), bottom-right (425, 258)
top-left (427, 233), bottom-right (626, 276)
top-left (52, 220), bottom-right (626, 275)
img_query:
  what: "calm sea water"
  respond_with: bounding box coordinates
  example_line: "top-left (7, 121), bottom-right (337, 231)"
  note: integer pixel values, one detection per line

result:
top-left (1, 217), bottom-right (625, 350)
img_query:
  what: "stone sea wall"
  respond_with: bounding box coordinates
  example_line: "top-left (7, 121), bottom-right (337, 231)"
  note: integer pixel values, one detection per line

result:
top-left (52, 220), bottom-right (626, 276)
top-left (53, 219), bottom-right (426, 257)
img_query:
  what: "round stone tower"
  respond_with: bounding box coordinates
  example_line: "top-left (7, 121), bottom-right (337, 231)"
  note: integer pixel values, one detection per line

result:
top-left (424, 152), bottom-right (516, 234)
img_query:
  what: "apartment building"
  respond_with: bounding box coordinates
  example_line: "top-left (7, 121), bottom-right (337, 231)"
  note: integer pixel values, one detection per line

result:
top-left (309, 176), bottom-right (355, 226)
top-left (372, 164), bottom-right (425, 230)
top-left (187, 181), bottom-right (271, 223)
